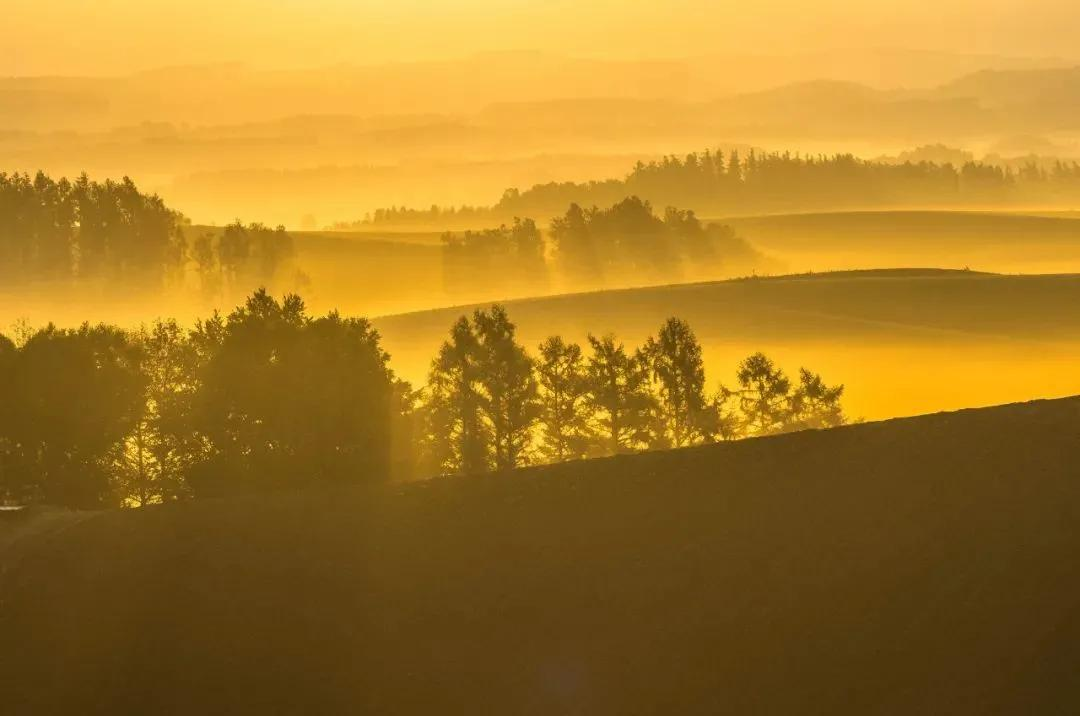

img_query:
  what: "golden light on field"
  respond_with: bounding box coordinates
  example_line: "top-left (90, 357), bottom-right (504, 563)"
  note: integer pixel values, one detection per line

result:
top-left (10, 0), bottom-right (1080, 712)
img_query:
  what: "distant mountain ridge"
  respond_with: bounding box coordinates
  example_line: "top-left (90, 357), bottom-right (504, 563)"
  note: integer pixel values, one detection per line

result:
top-left (0, 49), bottom-right (1071, 132)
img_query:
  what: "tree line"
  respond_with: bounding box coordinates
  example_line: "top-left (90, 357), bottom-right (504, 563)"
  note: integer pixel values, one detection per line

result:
top-left (0, 171), bottom-right (299, 299)
top-left (439, 197), bottom-right (764, 297)
top-left (419, 306), bottom-right (844, 475)
top-left (0, 291), bottom-right (411, 508)
top-left (360, 149), bottom-right (1080, 229)
top-left (0, 291), bottom-right (845, 508)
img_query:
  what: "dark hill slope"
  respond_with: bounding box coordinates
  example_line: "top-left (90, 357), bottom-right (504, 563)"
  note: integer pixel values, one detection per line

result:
top-left (3, 398), bottom-right (1080, 714)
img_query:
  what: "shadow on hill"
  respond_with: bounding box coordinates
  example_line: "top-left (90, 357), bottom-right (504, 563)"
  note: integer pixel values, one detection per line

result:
top-left (3, 397), bottom-right (1080, 713)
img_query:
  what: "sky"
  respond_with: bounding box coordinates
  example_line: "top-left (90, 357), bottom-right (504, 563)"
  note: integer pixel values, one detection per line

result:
top-left (4, 0), bottom-right (1079, 76)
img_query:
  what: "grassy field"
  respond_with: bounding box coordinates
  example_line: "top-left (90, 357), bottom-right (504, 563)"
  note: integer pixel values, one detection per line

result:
top-left (722, 210), bottom-right (1080, 274)
top-left (4, 397), bottom-right (1080, 713)
top-left (373, 269), bottom-right (1080, 421)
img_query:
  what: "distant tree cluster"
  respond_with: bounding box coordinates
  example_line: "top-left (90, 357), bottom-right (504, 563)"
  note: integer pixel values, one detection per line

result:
top-left (0, 295), bottom-right (845, 509)
top-left (360, 149), bottom-right (1080, 228)
top-left (439, 198), bottom-right (761, 295)
top-left (344, 204), bottom-right (495, 231)
top-left (441, 218), bottom-right (548, 296)
top-left (0, 171), bottom-right (300, 300)
top-left (549, 197), bottom-right (750, 283)
top-left (0, 172), bottom-right (185, 286)
top-left (419, 307), bottom-right (845, 475)
top-left (189, 221), bottom-right (298, 300)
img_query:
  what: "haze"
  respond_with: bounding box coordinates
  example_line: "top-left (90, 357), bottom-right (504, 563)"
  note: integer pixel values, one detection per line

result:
top-left (9, 1), bottom-right (1080, 712)
top-left (5, 0), bottom-right (1079, 76)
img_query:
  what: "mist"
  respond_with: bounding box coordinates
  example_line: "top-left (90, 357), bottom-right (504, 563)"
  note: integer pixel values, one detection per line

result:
top-left (9, 1), bottom-right (1080, 712)
top-left (6, 0), bottom-right (1079, 76)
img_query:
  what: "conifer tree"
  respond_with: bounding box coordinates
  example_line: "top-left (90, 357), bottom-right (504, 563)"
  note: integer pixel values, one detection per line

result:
top-left (787, 369), bottom-right (845, 431)
top-left (642, 318), bottom-right (709, 448)
top-left (733, 352), bottom-right (791, 436)
top-left (584, 334), bottom-right (656, 455)
top-left (423, 316), bottom-right (490, 474)
top-left (536, 336), bottom-right (593, 462)
top-left (474, 305), bottom-right (539, 470)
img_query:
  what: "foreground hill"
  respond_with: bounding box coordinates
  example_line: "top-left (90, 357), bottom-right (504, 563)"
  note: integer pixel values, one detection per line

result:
top-left (3, 397), bottom-right (1080, 713)
top-left (374, 269), bottom-right (1080, 420)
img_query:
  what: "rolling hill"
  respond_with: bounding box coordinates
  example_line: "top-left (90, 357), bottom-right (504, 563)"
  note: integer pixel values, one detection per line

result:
top-left (372, 269), bottom-right (1080, 421)
top-left (723, 210), bottom-right (1080, 274)
top-left (4, 397), bottom-right (1080, 713)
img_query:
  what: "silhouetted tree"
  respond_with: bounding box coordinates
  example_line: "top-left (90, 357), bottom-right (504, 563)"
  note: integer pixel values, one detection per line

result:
top-left (592, 196), bottom-right (676, 278)
top-left (422, 316), bottom-right (490, 474)
top-left (550, 202), bottom-right (598, 282)
top-left (642, 318), bottom-right (710, 447)
top-left (787, 368), bottom-right (845, 430)
top-left (0, 171), bottom-right (186, 286)
top-left (536, 336), bottom-right (593, 463)
top-left (72, 174), bottom-right (185, 284)
top-left (710, 387), bottom-right (744, 442)
top-left (216, 222), bottom-right (295, 296)
top-left (510, 217), bottom-right (548, 288)
top-left (733, 352), bottom-right (792, 436)
top-left (7, 324), bottom-right (144, 507)
top-left (188, 290), bottom-right (399, 494)
top-left (474, 306), bottom-right (539, 470)
top-left (584, 334), bottom-right (656, 454)
top-left (192, 232), bottom-right (222, 299)
top-left (111, 320), bottom-right (201, 506)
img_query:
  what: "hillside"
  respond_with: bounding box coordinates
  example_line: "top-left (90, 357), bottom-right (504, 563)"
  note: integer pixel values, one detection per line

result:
top-left (373, 269), bottom-right (1080, 420)
top-left (3, 397), bottom-right (1080, 713)
top-left (724, 210), bottom-right (1080, 274)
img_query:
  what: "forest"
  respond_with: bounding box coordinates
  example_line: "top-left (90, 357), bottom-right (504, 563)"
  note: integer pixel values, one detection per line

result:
top-left (360, 150), bottom-right (1080, 228)
top-left (0, 291), bottom-right (844, 509)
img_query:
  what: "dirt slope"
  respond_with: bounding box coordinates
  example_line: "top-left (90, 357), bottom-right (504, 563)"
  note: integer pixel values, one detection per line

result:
top-left (3, 398), bottom-right (1080, 714)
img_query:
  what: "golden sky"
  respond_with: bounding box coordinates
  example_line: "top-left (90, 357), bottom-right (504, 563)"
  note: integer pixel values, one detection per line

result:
top-left (5, 0), bottom-right (1078, 76)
